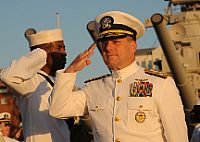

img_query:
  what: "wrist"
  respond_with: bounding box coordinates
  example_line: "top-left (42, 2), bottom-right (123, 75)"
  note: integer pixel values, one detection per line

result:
top-left (64, 66), bottom-right (75, 73)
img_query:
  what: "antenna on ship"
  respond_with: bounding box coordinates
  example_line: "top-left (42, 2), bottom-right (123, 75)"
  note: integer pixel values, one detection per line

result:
top-left (56, 12), bottom-right (61, 29)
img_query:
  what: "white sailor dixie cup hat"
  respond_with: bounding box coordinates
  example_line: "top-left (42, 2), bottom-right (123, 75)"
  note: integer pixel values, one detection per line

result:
top-left (25, 28), bottom-right (64, 47)
top-left (95, 10), bottom-right (145, 41)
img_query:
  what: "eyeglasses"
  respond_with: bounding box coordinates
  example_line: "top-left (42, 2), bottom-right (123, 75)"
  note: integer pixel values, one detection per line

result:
top-left (5, 123), bottom-right (11, 126)
top-left (0, 122), bottom-right (11, 126)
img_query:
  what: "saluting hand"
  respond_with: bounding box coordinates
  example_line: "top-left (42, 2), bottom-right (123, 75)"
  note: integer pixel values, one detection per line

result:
top-left (64, 43), bottom-right (96, 73)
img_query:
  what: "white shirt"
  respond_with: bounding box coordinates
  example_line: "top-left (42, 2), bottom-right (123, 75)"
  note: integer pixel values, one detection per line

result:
top-left (49, 61), bottom-right (188, 142)
top-left (0, 49), bottom-right (70, 142)
top-left (2, 136), bottom-right (19, 142)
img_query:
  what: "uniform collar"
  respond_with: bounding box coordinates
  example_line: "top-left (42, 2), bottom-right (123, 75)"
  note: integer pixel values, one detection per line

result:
top-left (112, 61), bottom-right (140, 79)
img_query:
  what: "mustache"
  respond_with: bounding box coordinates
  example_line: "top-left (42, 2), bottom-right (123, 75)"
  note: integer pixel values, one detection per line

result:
top-left (51, 52), bottom-right (67, 62)
top-left (49, 52), bottom-right (67, 76)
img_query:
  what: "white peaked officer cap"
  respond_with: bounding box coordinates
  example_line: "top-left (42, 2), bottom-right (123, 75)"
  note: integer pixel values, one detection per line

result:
top-left (25, 29), bottom-right (64, 47)
top-left (95, 10), bottom-right (145, 41)
top-left (0, 112), bottom-right (11, 122)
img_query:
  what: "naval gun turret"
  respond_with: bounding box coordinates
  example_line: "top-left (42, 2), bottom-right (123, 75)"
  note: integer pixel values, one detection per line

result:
top-left (143, 0), bottom-right (200, 138)
top-left (144, 0), bottom-right (200, 110)
top-left (151, 13), bottom-right (195, 110)
top-left (150, 14), bottom-right (195, 139)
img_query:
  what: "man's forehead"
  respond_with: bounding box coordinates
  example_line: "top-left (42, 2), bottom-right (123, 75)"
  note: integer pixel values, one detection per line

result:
top-left (51, 40), bottom-right (64, 45)
top-left (100, 35), bottom-right (130, 42)
top-left (41, 40), bottom-right (64, 46)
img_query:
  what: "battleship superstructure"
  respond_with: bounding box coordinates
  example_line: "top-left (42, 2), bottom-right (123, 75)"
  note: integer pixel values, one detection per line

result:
top-left (136, 0), bottom-right (200, 103)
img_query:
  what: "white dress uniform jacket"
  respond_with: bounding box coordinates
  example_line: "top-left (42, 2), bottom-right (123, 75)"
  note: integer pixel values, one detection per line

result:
top-left (1, 136), bottom-right (19, 142)
top-left (49, 61), bottom-right (188, 142)
top-left (0, 49), bottom-right (70, 142)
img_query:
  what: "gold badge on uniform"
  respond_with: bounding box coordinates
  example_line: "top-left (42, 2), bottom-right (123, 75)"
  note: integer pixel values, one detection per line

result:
top-left (135, 111), bottom-right (146, 123)
top-left (130, 79), bottom-right (153, 97)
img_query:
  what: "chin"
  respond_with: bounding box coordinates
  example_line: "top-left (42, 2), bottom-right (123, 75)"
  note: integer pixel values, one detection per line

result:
top-left (106, 63), bottom-right (118, 70)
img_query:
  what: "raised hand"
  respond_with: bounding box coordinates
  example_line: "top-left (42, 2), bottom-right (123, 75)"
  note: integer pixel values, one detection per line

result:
top-left (64, 43), bottom-right (96, 73)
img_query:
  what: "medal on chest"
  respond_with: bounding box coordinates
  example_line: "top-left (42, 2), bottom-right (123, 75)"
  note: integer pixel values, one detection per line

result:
top-left (135, 105), bottom-right (147, 123)
top-left (135, 110), bottom-right (146, 123)
top-left (130, 79), bottom-right (153, 97)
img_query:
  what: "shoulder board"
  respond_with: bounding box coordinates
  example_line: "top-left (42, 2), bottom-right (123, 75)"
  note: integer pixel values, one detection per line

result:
top-left (84, 74), bottom-right (111, 83)
top-left (144, 69), bottom-right (171, 79)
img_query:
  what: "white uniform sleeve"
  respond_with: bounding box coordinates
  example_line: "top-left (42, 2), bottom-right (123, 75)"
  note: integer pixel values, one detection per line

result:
top-left (49, 70), bottom-right (87, 119)
top-left (0, 48), bottom-right (47, 95)
top-left (157, 77), bottom-right (189, 142)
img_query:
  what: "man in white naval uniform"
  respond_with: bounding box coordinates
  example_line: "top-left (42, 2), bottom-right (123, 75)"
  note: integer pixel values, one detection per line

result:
top-left (0, 28), bottom-right (70, 142)
top-left (49, 11), bottom-right (188, 142)
top-left (0, 112), bottom-right (19, 142)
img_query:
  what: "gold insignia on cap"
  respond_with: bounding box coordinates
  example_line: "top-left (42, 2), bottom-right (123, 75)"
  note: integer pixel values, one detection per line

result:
top-left (135, 111), bottom-right (146, 123)
top-left (100, 16), bottom-right (114, 29)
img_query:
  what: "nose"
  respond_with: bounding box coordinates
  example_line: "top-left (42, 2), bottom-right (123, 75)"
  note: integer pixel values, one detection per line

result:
top-left (63, 50), bottom-right (67, 56)
top-left (60, 47), bottom-right (67, 56)
top-left (104, 40), bottom-right (114, 52)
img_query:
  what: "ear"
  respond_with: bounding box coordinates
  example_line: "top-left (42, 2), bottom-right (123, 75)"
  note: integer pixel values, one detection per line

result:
top-left (131, 40), bottom-right (137, 52)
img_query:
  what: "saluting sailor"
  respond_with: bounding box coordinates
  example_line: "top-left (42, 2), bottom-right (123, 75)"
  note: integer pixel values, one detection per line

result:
top-left (49, 10), bottom-right (188, 142)
top-left (0, 28), bottom-right (70, 142)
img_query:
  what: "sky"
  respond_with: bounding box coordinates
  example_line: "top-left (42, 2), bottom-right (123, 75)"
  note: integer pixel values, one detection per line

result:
top-left (0, 0), bottom-right (169, 87)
